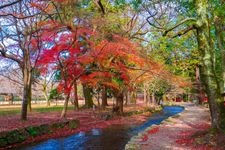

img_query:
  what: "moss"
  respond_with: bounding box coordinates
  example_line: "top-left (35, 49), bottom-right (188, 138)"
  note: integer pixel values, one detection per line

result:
top-left (68, 120), bottom-right (79, 129)
top-left (17, 129), bottom-right (29, 141)
top-left (0, 138), bottom-right (7, 147)
top-left (51, 121), bottom-right (68, 129)
top-left (0, 119), bottom-right (79, 148)
top-left (39, 124), bottom-right (50, 135)
top-left (6, 130), bottom-right (22, 144)
top-left (25, 127), bottom-right (39, 137)
top-left (218, 101), bottom-right (225, 130)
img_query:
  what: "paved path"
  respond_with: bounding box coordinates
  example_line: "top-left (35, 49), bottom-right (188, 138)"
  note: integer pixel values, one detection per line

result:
top-left (125, 103), bottom-right (212, 150)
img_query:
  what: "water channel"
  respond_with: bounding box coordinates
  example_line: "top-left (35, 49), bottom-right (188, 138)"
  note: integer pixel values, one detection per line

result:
top-left (22, 106), bottom-right (184, 150)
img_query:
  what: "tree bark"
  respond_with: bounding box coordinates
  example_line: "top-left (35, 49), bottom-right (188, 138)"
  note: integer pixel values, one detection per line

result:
top-left (116, 91), bottom-right (124, 115)
top-left (82, 84), bottom-right (93, 108)
top-left (143, 84), bottom-right (147, 104)
top-left (42, 79), bottom-right (50, 107)
top-left (43, 90), bottom-right (50, 107)
top-left (101, 86), bottom-right (108, 109)
top-left (214, 15), bottom-right (225, 95)
top-left (151, 93), bottom-right (156, 105)
top-left (130, 91), bottom-right (136, 104)
top-left (124, 90), bottom-right (128, 106)
top-left (60, 93), bottom-right (70, 118)
top-left (196, 0), bottom-right (225, 130)
top-left (21, 59), bottom-right (32, 120)
top-left (28, 83), bottom-right (32, 112)
top-left (73, 81), bottom-right (79, 110)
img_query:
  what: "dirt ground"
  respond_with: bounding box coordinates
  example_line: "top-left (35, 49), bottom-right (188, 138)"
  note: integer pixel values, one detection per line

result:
top-left (127, 102), bottom-right (225, 150)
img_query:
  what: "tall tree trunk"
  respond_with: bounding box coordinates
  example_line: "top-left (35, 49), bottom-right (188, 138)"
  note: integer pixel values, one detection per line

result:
top-left (96, 92), bottom-right (100, 108)
top-left (28, 84), bottom-right (32, 112)
top-left (143, 84), bottom-right (147, 104)
top-left (130, 91), bottom-right (136, 104)
top-left (214, 15), bottom-right (225, 95)
top-left (151, 93), bottom-right (155, 105)
top-left (42, 80), bottom-right (50, 107)
top-left (127, 91), bottom-right (131, 105)
top-left (196, 0), bottom-right (225, 130)
top-left (21, 63), bottom-right (32, 120)
top-left (73, 81), bottom-right (79, 110)
top-left (82, 84), bottom-right (93, 108)
top-left (124, 90), bottom-right (128, 106)
top-left (43, 91), bottom-right (50, 107)
top-left (116, 91), bottom-right (124, 115)
top-left (60, 93), bottom-right (70, 118)
top-left (101, 86), bottom-right (108, 109)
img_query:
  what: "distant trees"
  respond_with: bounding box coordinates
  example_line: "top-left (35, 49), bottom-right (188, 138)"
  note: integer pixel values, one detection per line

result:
top-left (0, 0), bottom-right (194, 121)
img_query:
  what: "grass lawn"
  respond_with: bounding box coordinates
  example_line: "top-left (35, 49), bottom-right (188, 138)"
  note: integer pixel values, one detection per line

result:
top-left (0, 104), bottom-right (74, 116)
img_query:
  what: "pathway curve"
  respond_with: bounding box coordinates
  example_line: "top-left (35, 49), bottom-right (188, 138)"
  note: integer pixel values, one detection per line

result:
top-left (125, 103), bottom-right (213, 150)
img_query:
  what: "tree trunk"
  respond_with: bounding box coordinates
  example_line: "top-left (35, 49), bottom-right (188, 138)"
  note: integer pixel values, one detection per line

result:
top-left (151, 93), bottom-right (156, 105)
top-left (147, 93), bottom-right (151, 106)
top-left (124, 90), bottom-right (128, 106)
top-left (43, 88), bottom-right (50, 107)
top-left (196, 0), bottom-right (225, 130)
top-left (96, 92), bottom-right (100, 108)
top-left (60, 93), bottom-right (70, 118)
top-left (73, 81), bottom-right (79, 110)
top-left (101, 86), bottom-right (108, 109)
top-left (82, 84), bottom-right (93, 108)
top-left (116, 91), bottom-right (124, 115)
top-left (27, 82), bottom-right (32, 112)
top-left (21, 64), bottom-right (32, 120)
top-left (42, 80), bottom-right (50, 107)
top-left (130, 91), bottom-right (136, 104)
top-left (143, 84), bottom-right (147, 104)
top-left (43, 90), bottom-right (50, 107)
top-left (214, 15), bottom-right (225, 95)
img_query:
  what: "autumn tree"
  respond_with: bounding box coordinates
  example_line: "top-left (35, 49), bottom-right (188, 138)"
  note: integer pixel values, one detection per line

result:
top-left (37, 25), bottom-right (92, 117)
top-left (0, 0), bottom-right (49, 120)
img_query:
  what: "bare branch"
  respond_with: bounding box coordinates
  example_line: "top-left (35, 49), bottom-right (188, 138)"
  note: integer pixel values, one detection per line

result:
top-left (93, 0), bottom-right (105, 15)
top-left (0, 0), bottom-right (22, 10)
top-left (0, 46), bottom-right (21, 65)
top-left (146, 13), bottom-right (165, 30)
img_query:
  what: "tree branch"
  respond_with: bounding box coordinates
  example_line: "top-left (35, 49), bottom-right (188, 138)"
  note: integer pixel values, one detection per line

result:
top-left (0, 0), bottom-right (22, 10)
top-left (169, 25), bottom-right (196, 38)
top-left (163, 18), bottom-right (196, 36)
top-left (146, 14), bottom-right (165, 30)
top-left (93, 0), bottom-right (105, 15)
top-left (0, 45), bottom-right (21, 65)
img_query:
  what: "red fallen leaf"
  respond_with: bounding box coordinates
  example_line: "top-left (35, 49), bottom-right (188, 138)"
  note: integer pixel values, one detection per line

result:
top-left (178, 130), bottom-right (195, 138)
top-left (175, 138), bottom-right (194, 145)
top-left (147, 126), bottom-right (159, 134)
top-left (191, 123), bottom-right (210, 130)
top-left (142, 134), bottom-right (148, 142)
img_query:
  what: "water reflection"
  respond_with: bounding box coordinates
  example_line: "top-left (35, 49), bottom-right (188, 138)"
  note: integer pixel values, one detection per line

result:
top-left (92, 128), bottom-right (102, 136)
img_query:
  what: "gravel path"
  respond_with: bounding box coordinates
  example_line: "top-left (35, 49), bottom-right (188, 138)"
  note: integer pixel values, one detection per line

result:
top-left (125, 103), bottom-right (212, 150)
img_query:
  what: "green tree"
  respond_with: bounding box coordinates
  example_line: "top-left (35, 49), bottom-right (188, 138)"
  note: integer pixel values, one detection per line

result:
top-left (145, 0), bottom-right (225, 130)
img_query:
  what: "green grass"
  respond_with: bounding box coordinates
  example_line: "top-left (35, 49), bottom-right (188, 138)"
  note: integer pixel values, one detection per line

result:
top-left (0, 105), bottom-right (74, 116)
top-left (0, 108), bottom-right (21, 116)
top-left (34, 105), bottom-right (74, 113)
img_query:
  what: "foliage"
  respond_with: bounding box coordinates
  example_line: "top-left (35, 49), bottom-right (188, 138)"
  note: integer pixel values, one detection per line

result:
top-left (49, 88), bottom-right (62, 100)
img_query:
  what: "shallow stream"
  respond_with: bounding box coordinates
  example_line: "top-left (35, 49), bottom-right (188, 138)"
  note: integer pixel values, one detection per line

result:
top-left (23, 106), bottom-right (184, 150)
